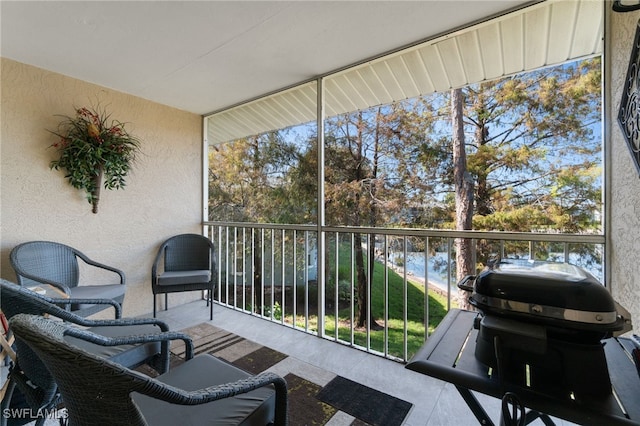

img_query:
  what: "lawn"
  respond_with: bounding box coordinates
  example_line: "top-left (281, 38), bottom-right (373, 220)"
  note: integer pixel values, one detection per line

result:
top-left (285, 243), bottom-right (454, 360)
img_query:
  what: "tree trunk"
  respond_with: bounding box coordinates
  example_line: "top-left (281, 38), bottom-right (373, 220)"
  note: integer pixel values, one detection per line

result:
top-left (354, 233), bottom-right (368, 328)
top-left (451, 88), bottom-right (474, 310)
top-left (366, 109), bottom-right (383, 329)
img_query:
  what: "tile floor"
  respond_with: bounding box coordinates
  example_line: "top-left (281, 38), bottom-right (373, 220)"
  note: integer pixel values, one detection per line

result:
top-left (1, 298), bottom-right (576, 426)
top-left (154, 300), bottom-right (576, 426)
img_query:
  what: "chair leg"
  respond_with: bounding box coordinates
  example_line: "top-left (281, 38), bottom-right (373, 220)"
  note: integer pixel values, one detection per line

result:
top-left (153, 296), bottom-right (157, 318)
top-left (165, 294), bottom-right (168, 311)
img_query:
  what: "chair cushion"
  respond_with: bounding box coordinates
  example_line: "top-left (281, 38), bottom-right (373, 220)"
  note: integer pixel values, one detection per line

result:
top-left (68, 284), bottom-right (126, 311)
top-left (157, 270), bottom-right (211, 286)
top-left (132, 354), bottom-right (275, 426)
top-left (64, 324), bottom-right (162, 369)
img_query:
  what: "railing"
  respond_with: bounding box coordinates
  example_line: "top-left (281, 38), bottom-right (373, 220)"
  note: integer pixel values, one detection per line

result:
top-left (203, 221), bottom-right (605, 363)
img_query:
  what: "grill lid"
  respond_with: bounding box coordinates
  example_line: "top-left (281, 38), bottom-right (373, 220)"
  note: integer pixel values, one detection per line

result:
top-left (459, 262), bottom-right (628, 335)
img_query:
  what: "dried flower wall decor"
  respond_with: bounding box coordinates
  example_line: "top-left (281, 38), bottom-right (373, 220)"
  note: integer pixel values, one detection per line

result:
top-left (49, 105), bottom-right (141, 213)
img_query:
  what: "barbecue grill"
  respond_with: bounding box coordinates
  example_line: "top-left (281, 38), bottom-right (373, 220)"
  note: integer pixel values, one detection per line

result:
top-left (458, 261), bottom-right (632, 399)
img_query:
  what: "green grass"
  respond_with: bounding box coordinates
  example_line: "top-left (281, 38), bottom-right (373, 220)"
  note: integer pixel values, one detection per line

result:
top-left (286, 242), bottom-right (453, 360)
top-left (324, 272), bottom-right (450, 359)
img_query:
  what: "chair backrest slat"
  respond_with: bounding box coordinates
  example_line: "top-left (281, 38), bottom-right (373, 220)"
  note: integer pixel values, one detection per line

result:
top-left (164, 234), bottom-right (213, 272)
top-left (11, 241), bottom-right (80, 288)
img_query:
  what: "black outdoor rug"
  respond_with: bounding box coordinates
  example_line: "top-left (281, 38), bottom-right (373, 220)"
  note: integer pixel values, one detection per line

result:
top-left (317, 376), bottom-right (413, 426)
top-left (156, 322), bottom-right (413, 426)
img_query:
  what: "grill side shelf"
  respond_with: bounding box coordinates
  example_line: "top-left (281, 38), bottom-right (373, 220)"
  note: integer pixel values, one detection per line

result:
top-left (605, 337), bottom-right (640, 421)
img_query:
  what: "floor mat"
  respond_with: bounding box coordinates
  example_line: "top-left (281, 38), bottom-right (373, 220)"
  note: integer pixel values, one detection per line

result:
top-left (149, 322), bottom-right (413, 425)
top-left (284, 373), bottom-right (337, 425)
top-left (231, 345), bottom-right (289, 374)
top-left (317, 376), bottom-right (412, 426)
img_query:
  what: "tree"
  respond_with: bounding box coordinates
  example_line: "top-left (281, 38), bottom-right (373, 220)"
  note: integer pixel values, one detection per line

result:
top-left (208, 131), bottom-right (301, 223)
top-left (208, 130), bottom-right (308, 312)
top-left (324, 107), bottom-right (422, 328)
top-left (407, 58), bottom-right (602, 267)
top-left (325, 112), bottom-right (380, 328)
top-left (451, 88), bottom-right (474, 309)
top-left (464, 58), bottom-right (602, 234)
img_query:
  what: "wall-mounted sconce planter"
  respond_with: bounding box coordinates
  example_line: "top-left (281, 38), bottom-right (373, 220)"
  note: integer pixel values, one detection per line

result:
top-left (48, 106), bottom-right (141, 213)
top-left (618, 19), bottom-right (640, 177)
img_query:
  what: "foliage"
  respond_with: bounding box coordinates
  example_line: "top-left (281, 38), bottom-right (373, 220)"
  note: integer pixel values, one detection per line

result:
top-left (208, 58), bottom-right (602, 234)
top-left (266, 302), bottom-right (283, 321)
top-left (325, 279), bottom-right (352, 304)
top-left (208, 130), bottom-right (312, 223)
top-left (460, 58), bottom-right (602, 232)
top-left (208, 56), bottom-right (603, 329)
top-left (49, 105), bottom-right (141, 212)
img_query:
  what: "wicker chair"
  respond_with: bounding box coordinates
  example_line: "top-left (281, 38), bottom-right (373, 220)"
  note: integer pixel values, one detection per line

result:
top-left (10, 241), bottom-right (126, 317)
top-left (9, 313), bottom-right (288, 426)
top-left (0, 280), bottom-right (193, 426)
top-left (152, 234), bottom-right (216, 320)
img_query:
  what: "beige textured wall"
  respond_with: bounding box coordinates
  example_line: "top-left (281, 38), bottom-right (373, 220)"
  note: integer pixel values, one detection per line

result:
top-left (610, 11), bottom-right (640, 331)
top-left (0, 58), bottom-right (204, 317)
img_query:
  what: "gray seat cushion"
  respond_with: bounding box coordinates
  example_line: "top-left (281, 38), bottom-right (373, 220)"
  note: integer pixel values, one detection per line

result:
top-left (68, 284), bottom-right (125, 311)
top-left (132, 354), bottom-right (275, 426)
top-left (64, 324), bottom-right (162, 369)
top-left (157, 270), bottom-right (211, 286)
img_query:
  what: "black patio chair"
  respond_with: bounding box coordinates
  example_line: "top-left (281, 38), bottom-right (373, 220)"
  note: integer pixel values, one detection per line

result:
top-left (152, 234), bottom-right (216, 320)
top-left (0, 280), bottom-right (193, 426)
top-left (10, 240), bottom-right (126, 317)
top-left (8, 313), bottom-right (288, 426)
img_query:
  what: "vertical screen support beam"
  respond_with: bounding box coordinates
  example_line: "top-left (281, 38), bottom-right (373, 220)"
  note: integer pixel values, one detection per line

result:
top-left (316, 77), bottom-right (326, 337)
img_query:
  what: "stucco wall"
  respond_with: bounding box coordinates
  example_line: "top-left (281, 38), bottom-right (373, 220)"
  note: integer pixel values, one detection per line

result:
top-left (0, 58), bottom-right (204, 317)
top-left (610, 11), bottom-right (640, 331)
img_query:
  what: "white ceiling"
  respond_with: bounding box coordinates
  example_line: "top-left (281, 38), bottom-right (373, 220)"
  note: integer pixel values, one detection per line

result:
top-left (1, 0), bottom-right (535, 116)
top-left (207, 0), bottom-right (603, 145)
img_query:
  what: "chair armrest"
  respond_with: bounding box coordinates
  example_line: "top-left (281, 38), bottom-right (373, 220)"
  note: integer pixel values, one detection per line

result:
top-left (143, 371), bottom-right (288, 426)
top-left (151, 242), bottom-right (168, 281)
top-left (42, 312), bottom-right (173, 373)
top-left (46, 296), bottom-right (123, 319)
top-left (63, 328), bottom-right (195, 360)
top-left (13, 272), bottom-right (72, 296)
top-left (73, 317), bottom-right (173, 372)
top-left (48, 311), bottom-right (170, 332)
top-left (10, 286), bottom-right (122, 325)
top-left (75, 252), bottom-right (125, 284)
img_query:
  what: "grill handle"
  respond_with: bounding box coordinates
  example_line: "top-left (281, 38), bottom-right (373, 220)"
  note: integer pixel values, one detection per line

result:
top-left (457, 275), bottom-right (475, 292)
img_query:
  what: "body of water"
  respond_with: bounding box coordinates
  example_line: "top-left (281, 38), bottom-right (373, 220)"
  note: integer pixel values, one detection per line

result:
top-left (389, 251), bottom-right (452, 292)
top-left (388, 251), bottom-right (604, 292)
